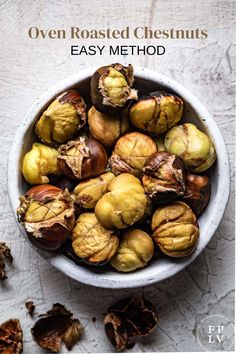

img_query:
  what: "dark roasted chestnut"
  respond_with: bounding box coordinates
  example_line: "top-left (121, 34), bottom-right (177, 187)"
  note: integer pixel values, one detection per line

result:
top-left (17, 185), bottom-right (75, 251)
top-left (90, 63), bottom-right (137, 114)
top-left (57, 137), bottom-right (108, 180)
top-left (182, 173), bottom-right (211, 215)
top-left (130, 91), bottom-right (183, 135)
top-left (142, 152), bottom-right (185, 204)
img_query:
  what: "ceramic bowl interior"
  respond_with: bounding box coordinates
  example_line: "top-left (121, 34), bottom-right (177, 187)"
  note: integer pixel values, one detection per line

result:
top-left (8, 67), bottom-right (230, 289)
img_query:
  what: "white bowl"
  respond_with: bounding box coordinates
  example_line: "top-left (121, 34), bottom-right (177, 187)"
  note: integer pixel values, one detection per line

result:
top-left (8, 66), bottom-right (230, 289)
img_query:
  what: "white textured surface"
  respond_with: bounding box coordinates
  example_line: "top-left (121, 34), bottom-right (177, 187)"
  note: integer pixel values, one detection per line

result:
top-left (0, 0), bottom-right (235, 353)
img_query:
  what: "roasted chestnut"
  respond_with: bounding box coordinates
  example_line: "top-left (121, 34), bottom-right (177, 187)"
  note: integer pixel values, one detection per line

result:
top-left (129, 91), bottom-right (183, 135)
top-left (57, 137), bottom-right (108, 180)
top-left (71, 213), bottom-right (119, 265)
top-left (17, 185), bottom-right (75, 251)
top-left (95, 173), bottom-right (148, 229)
top-left (110, 132), bottom-right (157, 177)
top-left (142, 152), bottom-right (185, 204)
top-left (151, 201), bottom-right (199, 257)
top-left (182, 173), bottom-right (211, 215)
top-left (35, 90), bottom-right (86, 145)
top-left (22, 143), bottom-right (60, 185)
top-left (88, 106), bottom-right (129, 147)
top-left (90, 63), bottom-right (137, 113)
top-left (73, 172), bottom-right (115, 209)
top-left (110, 229), bottom-right (154, 272)
top-left (165, 123), bottom-right (216, 172)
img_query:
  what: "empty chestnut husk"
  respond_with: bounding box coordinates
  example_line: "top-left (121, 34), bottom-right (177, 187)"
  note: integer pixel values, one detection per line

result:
top-left (17, 184), bottom-right (75, 251)
top-left (104, 296), bottom-right (158, 351)
top-left (90, 63), bottom-right (137, 114)
top-left (181, 173), bottom-right (211, 215)
top-left (142, 152), bottom-right (185, 204)
top-left (57, 137), bottom-right (108, 180)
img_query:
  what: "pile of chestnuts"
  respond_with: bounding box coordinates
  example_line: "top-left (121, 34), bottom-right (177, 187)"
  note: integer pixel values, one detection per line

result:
top-left (17, 63), bottom-right (216, 273)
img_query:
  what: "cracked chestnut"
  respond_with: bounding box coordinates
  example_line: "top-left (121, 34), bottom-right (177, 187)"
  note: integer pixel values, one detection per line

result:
top-left (130, 91), bottom-right (183, 135)
top-left (17, 184), bottom-right (75, 251)
top-left (90, 63), bottom-right (137, 113)
top-left (57, 137), bottom-right (108, 180)
top-left (35, 90), bottom-right (87, 145)
top-left (142, 152), bottom-right (185, 204)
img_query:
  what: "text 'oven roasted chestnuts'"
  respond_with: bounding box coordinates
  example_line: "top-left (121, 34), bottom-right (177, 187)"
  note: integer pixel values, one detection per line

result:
top-left (18, 63), bottom-right (216, 276)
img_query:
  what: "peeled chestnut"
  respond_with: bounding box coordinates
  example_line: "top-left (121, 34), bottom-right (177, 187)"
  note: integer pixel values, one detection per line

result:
top-left (151, 201), bottom-right (199, 257)
top-left (182, 173), bottom-right (211, 215)
top-left (165, 123), bottom-right (216, 172)
top-left (22, 143), bottom-right (60, 185)
top-left (95, 173), bottom-right (148, 229)
top-left (90, 63), bottom-right (137, 113)
top-left (72, 213), bottom-right (119, 265)
top-left (142, 152), bottom-right (185, 204)
top-left (88, 106), bottom-right (129, 147)
top-left (110, 132), bottom-right (157, 177)
top-left (130, 91), bottom-right (183, 135)
top-left (35, 90), bottom-right (86, 145)
top-left (57, 137), bottom-right (108, 180)
top-left (73, 172), bottom-right (115, 209)
top-left (17, 185), bottom-right (75, 251)
top-left (110, 229), bottom-right (154, 272)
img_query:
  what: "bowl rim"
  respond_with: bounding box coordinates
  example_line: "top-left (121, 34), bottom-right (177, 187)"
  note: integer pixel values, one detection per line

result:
top-left (7, 66), bottom-right (230, 289)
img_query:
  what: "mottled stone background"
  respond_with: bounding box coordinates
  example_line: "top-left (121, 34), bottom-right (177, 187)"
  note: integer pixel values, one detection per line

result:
top-left (0, 0), bottom-right (235, 352)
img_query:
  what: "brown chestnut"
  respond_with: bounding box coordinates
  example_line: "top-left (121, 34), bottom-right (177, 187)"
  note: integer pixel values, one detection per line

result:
top-left (90, 63), bottom-right (137, 114)
top-left (17, 184), bottom-right (75, 251)
top-left (57, 137), bottom-right (108, 180)
top-left (142, 152), bottom-right (185, 204)
top-left (182, 173), bottom-right (211, 215)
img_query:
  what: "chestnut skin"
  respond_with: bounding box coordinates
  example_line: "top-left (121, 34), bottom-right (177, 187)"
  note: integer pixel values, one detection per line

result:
top-left (181, 173), bottom-right (211, 215)
top-left (57, 137), bottom-right (108, 180)
top-left (17, 184), bottom-right (75, 251)
top-left (142, 152), bottom-right (185, 204)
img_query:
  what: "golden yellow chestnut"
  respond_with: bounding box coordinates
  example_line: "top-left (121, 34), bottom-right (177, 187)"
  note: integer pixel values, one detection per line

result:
top-left (73, 172), bottom-right (115, 209)
top-left (22, 143), bottom-right (60, 185)
top-left (130, 91), bottom-right (183, 135)
top-left (71, 213), bottom-right (119, 264)
top-left (110, 229), bottom-right (154, 272)
top-left (110, 132), bottom-right (157, 177)
top-left (95, 173), bottom-right (148, 229)
top-left (88, 106), bottom-right (129, 147)
top-left (35, 90), bottom-right (86, 145)
top-left (165, 123), bottom-right (216, 172)
top-left (151, 201), bottom-right (199, 257)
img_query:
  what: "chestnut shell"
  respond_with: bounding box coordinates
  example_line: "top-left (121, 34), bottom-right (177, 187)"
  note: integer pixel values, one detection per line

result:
top-left (181, 173), bottom-right (211, 215)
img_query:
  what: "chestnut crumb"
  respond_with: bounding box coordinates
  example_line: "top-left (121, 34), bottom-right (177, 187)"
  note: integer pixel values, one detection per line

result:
top-left (25, 301), bottom-right (35, 316)
top-left (0, 242), bottom-right (13, 280)
top-left (31, 303), bottom-right (83, 353)
top-left (0, 319), bottom-right (23, 354)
